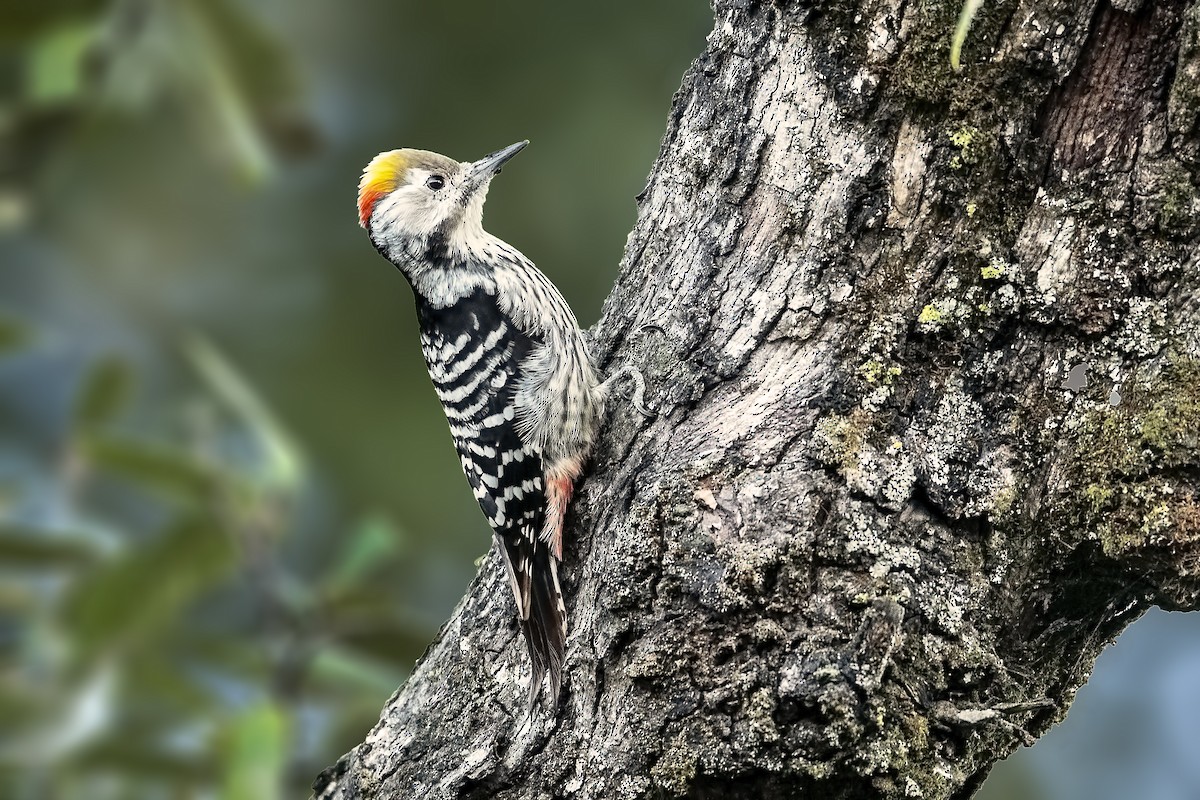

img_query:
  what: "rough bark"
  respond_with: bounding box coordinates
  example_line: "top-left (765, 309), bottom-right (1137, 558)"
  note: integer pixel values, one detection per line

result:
top-left (317, 0), bottom-right (1200, 797)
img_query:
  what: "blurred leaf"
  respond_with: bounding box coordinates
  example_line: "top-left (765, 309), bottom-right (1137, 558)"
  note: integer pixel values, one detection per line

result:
top-left (0, 524), bottom-right (99, 567)
top-left (87, 0), bottom-right (172, 112)
top-left (188, 0), bottom-right (319, 158)
top-left (308, 647), bottom-right (404, 695)
top-left (325, 515), bottom-right (404, 592)
top-left (0, 317), bottom-right (28, 354)
top-left (72, 357), bottom-right (132, 432)
top-left (184, 335), bottom-right (304, 493)
top-left (192, 0), bottom-right (316, 153)
top-left (63, 514), bottom-right (235, 658)
top-left (74, 738), bottom-right (216, 783)
top-left (221, 702), bottom-right (287, 800)
top-left (266, 567), bottom-right (317, 614)
top-left (191, 0), bottom-right (295, 102)
top-left (1, 663), bottom-right (116, 764)
top-left (83, 434), bottom-right (219, 501)
top-left (178, 0), bottom-right (273, 182)
top-left (27, 22), bottom-right (94, 103)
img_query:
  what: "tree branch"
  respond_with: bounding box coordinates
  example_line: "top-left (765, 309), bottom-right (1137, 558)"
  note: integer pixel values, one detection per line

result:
top-left (318, 0), bottom-right (1200, 796)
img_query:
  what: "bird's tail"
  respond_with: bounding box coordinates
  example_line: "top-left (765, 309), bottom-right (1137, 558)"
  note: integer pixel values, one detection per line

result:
top-left (495, 533), bottom-right (567, 711)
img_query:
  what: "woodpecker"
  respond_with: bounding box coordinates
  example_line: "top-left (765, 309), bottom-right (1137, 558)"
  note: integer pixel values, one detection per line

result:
top-left (357, 140), bottom-right (642, 709)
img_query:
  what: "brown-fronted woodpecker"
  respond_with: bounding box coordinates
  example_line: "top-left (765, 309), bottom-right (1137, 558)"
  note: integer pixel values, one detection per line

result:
top-left (356, 140), bottom-right (645, 710)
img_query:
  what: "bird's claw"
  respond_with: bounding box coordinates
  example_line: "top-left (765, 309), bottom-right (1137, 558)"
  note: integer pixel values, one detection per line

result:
top-left (600, 364), bottom-right (655, 418)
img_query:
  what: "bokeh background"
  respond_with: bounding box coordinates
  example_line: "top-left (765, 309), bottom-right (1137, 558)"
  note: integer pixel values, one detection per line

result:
top-left (0, 2), bottom-right (1196, 798)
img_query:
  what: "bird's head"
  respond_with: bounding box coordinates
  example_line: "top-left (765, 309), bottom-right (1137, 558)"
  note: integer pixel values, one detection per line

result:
top-left (357, 141), bottom-right (528, 263)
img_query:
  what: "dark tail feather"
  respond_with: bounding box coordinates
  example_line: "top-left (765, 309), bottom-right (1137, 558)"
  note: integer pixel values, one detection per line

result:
top-left (528, 553), bottom-right (566, 708)
top-left (496, 533), bottom-right (567, 712)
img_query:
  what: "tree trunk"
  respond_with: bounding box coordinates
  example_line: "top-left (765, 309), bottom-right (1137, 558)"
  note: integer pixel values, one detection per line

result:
top-left (316, 0), bottom-right (1200, 797)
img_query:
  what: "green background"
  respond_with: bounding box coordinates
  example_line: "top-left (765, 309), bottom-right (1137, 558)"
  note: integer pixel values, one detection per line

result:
top-left (1, 1), bottom-right (1197, 798)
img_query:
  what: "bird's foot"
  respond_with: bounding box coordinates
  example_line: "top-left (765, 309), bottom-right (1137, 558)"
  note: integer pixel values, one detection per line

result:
top-left (600, 363), bottom-right (654, 417)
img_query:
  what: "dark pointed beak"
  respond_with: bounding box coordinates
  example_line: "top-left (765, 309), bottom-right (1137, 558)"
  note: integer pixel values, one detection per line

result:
top-left (467, 140), bottom-right (528, 184)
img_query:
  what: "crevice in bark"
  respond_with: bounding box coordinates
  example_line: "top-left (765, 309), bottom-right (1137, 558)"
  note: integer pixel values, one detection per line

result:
top-left (1042, 0), bottom-right (1188, 173)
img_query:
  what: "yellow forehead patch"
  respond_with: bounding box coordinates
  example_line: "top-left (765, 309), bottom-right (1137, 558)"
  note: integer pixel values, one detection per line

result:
top-left (357, 150), bottom-right (411, 228)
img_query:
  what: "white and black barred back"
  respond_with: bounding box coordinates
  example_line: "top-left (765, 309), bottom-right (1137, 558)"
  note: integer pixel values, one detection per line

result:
top-left (415, 279), bottom-right (567, 704)
top-left (409, 242), bottom-right (601, 707)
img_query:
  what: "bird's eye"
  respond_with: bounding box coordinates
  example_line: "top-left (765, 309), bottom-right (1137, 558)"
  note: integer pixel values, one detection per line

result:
top-left (426, 175), bottom-right (445, 191)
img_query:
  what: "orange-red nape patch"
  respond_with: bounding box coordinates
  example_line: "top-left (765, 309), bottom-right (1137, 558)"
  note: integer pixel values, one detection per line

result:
top-left (357, 150), bottom-right (411, 228)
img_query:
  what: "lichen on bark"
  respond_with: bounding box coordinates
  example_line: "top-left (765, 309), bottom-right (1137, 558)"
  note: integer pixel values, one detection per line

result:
top-left (316, 0), bottom-right (1200, 798)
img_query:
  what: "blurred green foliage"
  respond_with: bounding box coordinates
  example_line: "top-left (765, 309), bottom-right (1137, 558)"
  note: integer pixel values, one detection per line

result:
top-left (1, 324), bottom-right (424, 798)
